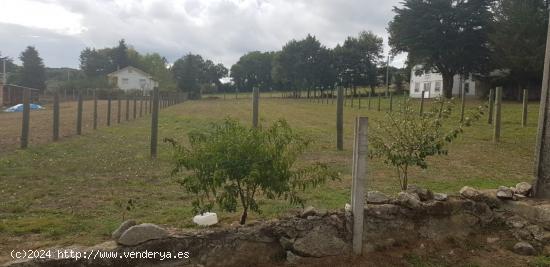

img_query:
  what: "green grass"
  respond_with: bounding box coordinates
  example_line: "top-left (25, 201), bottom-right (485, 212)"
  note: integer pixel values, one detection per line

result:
top-left (0, 94), bottom-right (540, 257)
top-left (531, 256), bottom-right (550, 267)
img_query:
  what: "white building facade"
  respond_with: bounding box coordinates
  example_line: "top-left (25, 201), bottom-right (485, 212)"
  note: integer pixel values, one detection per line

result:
top-left (107, 66), bottom-right (158, 94)
top-left (409, 65), bottom-right (478, 98)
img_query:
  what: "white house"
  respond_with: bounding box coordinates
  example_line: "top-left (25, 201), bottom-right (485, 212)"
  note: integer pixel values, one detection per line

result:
top-left (107, 66), bottom-right (158, 94)
top-left (409, 65), bottom-right (478, 98)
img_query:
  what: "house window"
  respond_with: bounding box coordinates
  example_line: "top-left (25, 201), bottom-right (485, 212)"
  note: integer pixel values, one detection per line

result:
top-left (423, 82), bottom-right (431, 92)
top-left (414, 82), bottom-right (420, 92)
top-left (122, 78), bottom-right (129, 85)
top-left (464, 82), bottom-right (470, 94)
top-left (435, 81), bottom-right (442, 92)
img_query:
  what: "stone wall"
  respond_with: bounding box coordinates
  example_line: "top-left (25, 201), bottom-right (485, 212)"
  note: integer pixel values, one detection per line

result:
top-left (7, 185), bottom-right (550, 267)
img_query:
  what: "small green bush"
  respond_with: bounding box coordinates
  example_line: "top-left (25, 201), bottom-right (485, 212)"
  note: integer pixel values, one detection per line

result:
top-left (166, 118), bottom-right (338, 224)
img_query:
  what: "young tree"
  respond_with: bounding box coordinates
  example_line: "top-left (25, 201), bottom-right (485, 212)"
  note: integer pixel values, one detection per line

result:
top-left (19, 46), bottom-right (46, 92)
top-left (370, 98), bottom-right (484, 191)
top-left (388, 0), bottom-right (492, 98)
top-left (166, 119), bottom-right (338, 225)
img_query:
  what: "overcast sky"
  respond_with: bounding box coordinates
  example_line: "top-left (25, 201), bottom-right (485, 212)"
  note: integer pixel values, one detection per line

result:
top-left (0, 0), bottom-right (405, 70)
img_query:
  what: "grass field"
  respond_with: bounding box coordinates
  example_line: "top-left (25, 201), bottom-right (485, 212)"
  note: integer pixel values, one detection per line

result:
top-left (0, 94), bottom-right (540, 262)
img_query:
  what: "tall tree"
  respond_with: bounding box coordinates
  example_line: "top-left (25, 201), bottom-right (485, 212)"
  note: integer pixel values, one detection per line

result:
top-left (272, 34), bottom-right (331, 96)
top-left (172, 54), bottom-right (205, 99)
top-left (230, 51), bottom-right (273, 92)
top-left (334, 31), bottom-right (383, 93)
top-left (19, 46), bottom-right (46, 92)
top-left (172, 54), bottom-right (226, 98)
top-left (79, 48), bottom-right (112, 77)
top-left (112, 39), bottom-right (129, 70)
top-left (490, 0), bottom-right (548, 96)
top-left (0, 52), bottom-right (17, 83)
top-left (388, 0), bottom-right (493, 98)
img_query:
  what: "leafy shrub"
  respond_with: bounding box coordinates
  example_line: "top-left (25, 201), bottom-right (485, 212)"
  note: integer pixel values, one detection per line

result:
top-left (166, 118), bottom-right (338, 224)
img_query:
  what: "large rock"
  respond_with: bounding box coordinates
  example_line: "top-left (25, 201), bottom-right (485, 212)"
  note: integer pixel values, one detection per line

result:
top-left (496, 186), bottom-right (514, 200)
top-left (513, 241), bottom-right (536, 256)
top-left (396, 192), bottom-right (422, 209)
top-left (111, 220), bottom-right (137, 240)
top-left (516, 182), bottom-right (533, 196)
top-left (293, 225), bottom-right (348, 257)
top-left (300, 206), bottom-right (316, 218)
top-left (406, 185), bottom-right (434, 201)
top-left (367, 191), bottom-right (390, 204)
top-left (117, 223), bottom-right (169, 246)
top-left (434, 193), bottom-right (448, 201)
top-left (459, 186), bottom-right (481, 200)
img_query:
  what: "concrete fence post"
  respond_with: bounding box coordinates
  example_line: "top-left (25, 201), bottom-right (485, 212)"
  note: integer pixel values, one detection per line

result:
top-left (351, 88), bottom-right (354, 108)
top-left (93, 90), bottom-right (98, 129)
top-left (420, 91), bottom-right (425, 115)
top-left (21, 88), bottom-right (31, 149)
top-left (107, 93), bottom-right (112, 126)
top-left (21, 88), bottom-right (30, 149)
top-left (126, 95), bottom-right (130, 121)
top-left (133, 94), bottom-right (137, 119)
top-left (53, 92), bottom-right (60, 141)
top-left (337, 87), bottom-right (344, 151)
top-left (149, 95), bottom-right (152, 114)
top-left (140, 95), bottom-right (143, 117)
top-left (494, 86), bottom-right (502, 143)
top-left (117, 95), bottom-right (121, 124)
top-left (151, 87), bottom-right (159, 159)
top-left (76, 92), bottom-right (83, 135)
top-left (389, 93), bottom-right (393, 112)
top-left (252, 87), bottom-right (259, 128)
top-left (460, 88), bottom-right (466, 122)
top-left (368, 92), bottom-right (371, 110)
top-left (351, 117), bottom-right (368, 255)
top-left (521, 89), bottom-right (529, 127)
top-left (488, 89), bottom-right (495, 124)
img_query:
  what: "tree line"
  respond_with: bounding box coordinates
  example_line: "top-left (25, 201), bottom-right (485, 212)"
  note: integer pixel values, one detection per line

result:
top-left (230, 32), bottom-right (385, 97)
top-left (2, 0), bottom-right (547, 100)
top-left (389, 0), bottom-right (549, 99)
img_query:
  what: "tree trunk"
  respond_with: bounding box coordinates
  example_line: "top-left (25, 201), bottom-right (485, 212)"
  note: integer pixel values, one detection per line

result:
top-left (442, 73), bottom-right (454, 99)
top-left (240, 208), bottom-right (248, 225)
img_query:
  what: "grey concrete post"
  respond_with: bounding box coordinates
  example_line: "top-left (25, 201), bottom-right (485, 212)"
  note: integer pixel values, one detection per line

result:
top-left (93, 90), bottom-right (98, 129)
top-left (337, 87), bottom-right (344, 151)
top-left (493, 87), bottom-right (502, 143)
top-left (521, 89), bottom-right (529, 127)
top-left (21, 88), bottom-right (30, 149)
top-left (76, 92), bottom-right (83, 135)
top-left (533, 17), bottom-right (550, 197)
top-left (252, 87), bottom-right (259, 128)
top-left (488, 89), bottom-right (495, 124)
top-left (351, 117), bottom-right (368, 255)
top-left (151, 88), bottom-right (159, 159)
top-left (53, 92), bottom-right (59, 141)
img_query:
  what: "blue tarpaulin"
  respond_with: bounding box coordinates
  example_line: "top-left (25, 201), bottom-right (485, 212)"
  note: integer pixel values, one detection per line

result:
top-left (3, 104), bottom-right (44, 112)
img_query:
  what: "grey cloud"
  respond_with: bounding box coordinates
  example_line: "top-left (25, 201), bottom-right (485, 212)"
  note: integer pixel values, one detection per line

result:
top-left (1, 0), bottom-right (404, 68)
